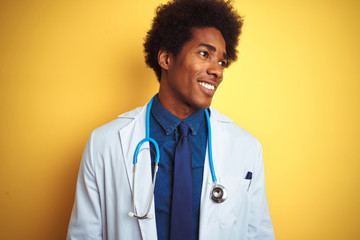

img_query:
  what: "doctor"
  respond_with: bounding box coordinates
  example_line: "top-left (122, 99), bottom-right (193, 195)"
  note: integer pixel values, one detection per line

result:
top-left (67, 0), bottom-right (275, 239)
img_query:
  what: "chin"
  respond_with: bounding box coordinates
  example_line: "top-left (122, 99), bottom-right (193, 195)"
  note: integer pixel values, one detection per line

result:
top-left (194, 98), bottom-right (212, 110)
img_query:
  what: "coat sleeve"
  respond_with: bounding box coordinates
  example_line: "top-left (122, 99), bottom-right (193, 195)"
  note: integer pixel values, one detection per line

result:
top-left (67, 133), bottom-right (103, 240)
top-left (247, 143), bottom-right (275, 239)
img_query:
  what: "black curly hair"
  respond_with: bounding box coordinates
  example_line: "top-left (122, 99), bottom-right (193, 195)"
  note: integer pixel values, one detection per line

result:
top-left (144, 0), bottom-right (243, 81)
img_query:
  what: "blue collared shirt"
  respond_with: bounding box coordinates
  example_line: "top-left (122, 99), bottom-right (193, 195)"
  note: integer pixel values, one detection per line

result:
top-left (150, 95), bottom-right (207, 240)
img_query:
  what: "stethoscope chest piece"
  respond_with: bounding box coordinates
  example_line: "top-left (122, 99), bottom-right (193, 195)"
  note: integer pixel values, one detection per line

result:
top-left (211, 184), bottom-right (227, 203)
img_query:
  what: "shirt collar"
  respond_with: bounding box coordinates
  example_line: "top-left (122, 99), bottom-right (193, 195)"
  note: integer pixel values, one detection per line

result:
top-left (151, 95), bottom-right (205, 135)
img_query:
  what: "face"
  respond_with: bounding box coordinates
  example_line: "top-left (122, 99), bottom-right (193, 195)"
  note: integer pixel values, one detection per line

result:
top-left (158, 27), bottom-right (227, 119)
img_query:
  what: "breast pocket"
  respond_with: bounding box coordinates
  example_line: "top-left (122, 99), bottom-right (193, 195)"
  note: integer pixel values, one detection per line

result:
top-left (216, 178), bottom-right (251, 229)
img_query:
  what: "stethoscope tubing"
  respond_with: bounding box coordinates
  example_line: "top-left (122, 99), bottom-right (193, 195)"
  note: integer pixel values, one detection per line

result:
top-left (204, 108), bottom-right (217, 183)
top-left (133, 97), bottom-right (160, 164)
top-left (130, 97), bottom-right (160, 219)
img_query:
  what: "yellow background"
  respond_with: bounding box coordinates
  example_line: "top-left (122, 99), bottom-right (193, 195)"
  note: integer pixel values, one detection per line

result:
top-left (1, 0), bottom-right (359, 239)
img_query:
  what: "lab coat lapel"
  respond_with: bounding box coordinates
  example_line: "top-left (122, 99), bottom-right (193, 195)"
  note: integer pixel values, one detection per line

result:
top-left (119, 103), bottom-right (157, 240)
top-left (199, 143), bottom-right (216, 239)
top-left (198, 107), bottom-right (230, 239)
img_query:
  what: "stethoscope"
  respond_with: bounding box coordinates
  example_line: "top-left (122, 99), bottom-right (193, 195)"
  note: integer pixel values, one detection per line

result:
top-left (128, 96), bottom-right (227, 220)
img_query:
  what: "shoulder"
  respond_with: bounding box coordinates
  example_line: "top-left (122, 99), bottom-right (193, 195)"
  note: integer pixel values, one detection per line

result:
top-left (90, 105), bottom-right (145, 144)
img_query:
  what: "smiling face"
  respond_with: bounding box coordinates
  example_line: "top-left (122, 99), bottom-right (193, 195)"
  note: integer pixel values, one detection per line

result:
top-left (157, 27), bottom-right (227, 119)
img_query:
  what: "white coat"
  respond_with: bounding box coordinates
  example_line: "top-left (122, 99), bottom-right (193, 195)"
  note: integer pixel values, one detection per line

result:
top-left (67, 102), bottom-right (275, 240)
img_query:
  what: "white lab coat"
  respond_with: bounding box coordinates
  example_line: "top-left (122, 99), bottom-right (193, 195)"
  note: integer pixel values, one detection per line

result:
top-left (67, 102), bottom-right (275, 240)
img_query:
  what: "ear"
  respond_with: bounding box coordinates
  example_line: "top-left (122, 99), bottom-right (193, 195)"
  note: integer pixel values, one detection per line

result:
top-left (157, 48), bottom-right (172, 70)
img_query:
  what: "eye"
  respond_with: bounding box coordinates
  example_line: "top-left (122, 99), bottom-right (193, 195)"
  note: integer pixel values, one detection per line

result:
top-left (218, 61), bottom-right (227, 67)
top-left (199, 51), bottom-right (208, 58)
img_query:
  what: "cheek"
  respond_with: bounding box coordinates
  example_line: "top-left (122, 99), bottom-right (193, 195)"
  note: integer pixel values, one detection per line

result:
top-left (185, 63), bottom-right (204, 79)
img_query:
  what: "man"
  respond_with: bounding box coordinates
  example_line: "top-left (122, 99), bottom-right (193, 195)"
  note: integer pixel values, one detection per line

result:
top-left (67, 0), bottom-right (275, 239)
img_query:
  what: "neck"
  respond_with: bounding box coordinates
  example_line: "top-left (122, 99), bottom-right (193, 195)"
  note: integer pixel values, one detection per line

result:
top-left (157, 91), bottom-right (197, 120)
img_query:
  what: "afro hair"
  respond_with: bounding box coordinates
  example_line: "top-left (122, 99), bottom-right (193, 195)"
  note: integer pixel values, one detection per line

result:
top-left (143, 0), bottom-right (243, 81)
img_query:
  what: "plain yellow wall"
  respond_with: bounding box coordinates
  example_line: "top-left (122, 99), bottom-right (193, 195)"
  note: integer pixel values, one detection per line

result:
top-left (1, 0), bottom-right (359, 239)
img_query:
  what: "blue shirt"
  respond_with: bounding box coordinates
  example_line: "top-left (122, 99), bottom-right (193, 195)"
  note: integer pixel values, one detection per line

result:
top-left (150, 95), bottom-right (207, 240)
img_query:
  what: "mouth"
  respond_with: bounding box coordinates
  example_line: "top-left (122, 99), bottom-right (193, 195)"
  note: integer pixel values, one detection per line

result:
top-left (198, 81), bottom-right (216, 91)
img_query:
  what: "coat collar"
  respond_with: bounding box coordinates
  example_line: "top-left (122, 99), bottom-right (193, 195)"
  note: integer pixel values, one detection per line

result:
top-left (118, 105), bottom-right (233, 124)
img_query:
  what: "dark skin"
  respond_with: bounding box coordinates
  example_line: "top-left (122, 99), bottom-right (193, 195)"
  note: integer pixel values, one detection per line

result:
top-left (157, 27), bottom-right (228, 120)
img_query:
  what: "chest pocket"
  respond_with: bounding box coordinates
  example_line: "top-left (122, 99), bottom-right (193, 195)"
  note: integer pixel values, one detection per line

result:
top-left (216, 178), bottom-right (250, 229)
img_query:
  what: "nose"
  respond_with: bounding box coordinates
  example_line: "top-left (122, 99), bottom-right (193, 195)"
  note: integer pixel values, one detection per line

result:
top-left (207, 62), bottom-right (223, 81)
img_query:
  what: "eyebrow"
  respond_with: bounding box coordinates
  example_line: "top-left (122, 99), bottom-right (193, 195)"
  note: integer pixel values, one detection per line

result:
top-left (198, 43), bottom-right (228, 60)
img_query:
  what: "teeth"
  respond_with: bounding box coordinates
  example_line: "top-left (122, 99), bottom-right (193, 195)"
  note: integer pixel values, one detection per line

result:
top-left (199, 82), bottom-right (215, 90)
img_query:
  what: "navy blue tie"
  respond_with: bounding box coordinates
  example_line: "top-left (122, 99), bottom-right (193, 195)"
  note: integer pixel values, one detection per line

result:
top-left (170, 122), bottom-right (192, 240)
